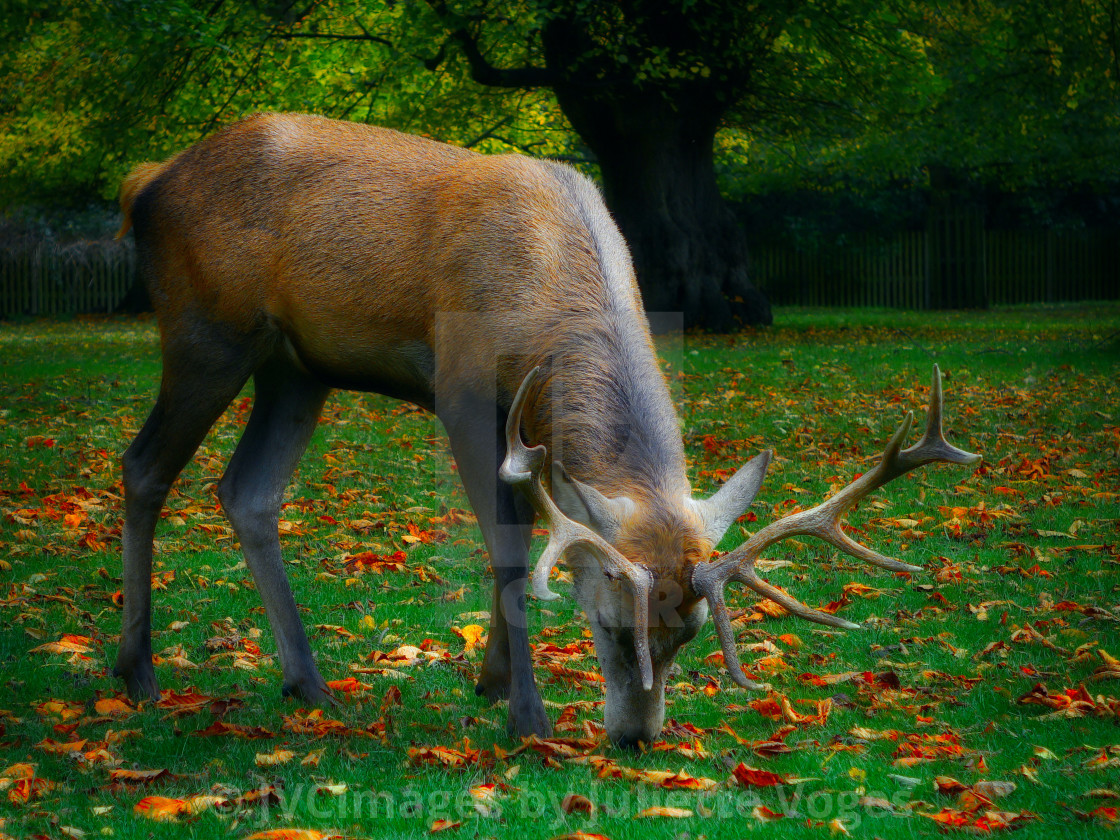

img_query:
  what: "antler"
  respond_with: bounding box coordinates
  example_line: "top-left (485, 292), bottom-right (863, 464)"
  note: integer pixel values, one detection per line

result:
top-left (693, 365), bottom-right (981, 688)
top-left (499, 367), bottom-right (656, 690)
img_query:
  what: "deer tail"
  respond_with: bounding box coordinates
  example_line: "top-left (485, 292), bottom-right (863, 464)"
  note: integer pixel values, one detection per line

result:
top-left (115, 161), bottom-right (169, 240)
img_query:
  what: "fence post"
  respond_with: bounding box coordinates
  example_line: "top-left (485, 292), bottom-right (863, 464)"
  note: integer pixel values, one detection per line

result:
top-left (927, 199), bottom-right (988, 309)
top-left (1046, 229), bottom-right (1056, 303)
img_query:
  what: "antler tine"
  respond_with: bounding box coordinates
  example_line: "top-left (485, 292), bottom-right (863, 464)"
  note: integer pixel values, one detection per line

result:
top-left (695, 366), bottom-right (981, 687)
top-left (899, 364), bottom-right (983, 471)
top-left (500, 368), bottom-right (549, 490)
top-left (500, 367), bottom-right (655, 691)
top-left (719, 365), bottom-right (981, 576)
top-left (692, 560), bottom-right (771, 690)
top-left (734, 566), bottom-right (862, 630)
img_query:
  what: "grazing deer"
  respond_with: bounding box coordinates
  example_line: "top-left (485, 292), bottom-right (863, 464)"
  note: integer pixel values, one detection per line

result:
top-left (114, 113), bottom-right (980, 746)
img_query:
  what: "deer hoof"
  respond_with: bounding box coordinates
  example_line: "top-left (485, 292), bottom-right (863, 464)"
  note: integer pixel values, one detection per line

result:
top-left (475, 674), bottom-right (511, 704)
top-left (113, 658), bottom-right (160, 702)
top-left (282, 676), bottom-right (337, 706)
top-left (507, 694), bottom-right (552, 739)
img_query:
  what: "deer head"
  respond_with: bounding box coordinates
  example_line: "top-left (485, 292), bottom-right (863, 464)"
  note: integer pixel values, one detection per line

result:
top-left (503, 365), bottom-right (980, 746)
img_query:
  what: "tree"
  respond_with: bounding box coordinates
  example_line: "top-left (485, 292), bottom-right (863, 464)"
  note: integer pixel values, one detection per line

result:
top-left (415, 0), bottom-right (803, 328)
top-left (408, 0), bottom-right (959, 327)
top-left (721, 1), bottom-right (1120, 221)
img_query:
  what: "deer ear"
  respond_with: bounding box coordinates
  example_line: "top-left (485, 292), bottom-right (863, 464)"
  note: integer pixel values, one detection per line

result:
top-left (552, 461), bottom-right (633, 541)
top-left (689, 450), bottom-right (772, 546)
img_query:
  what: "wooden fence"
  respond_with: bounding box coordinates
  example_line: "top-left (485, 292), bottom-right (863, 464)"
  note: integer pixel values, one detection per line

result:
top-left (1, 227), bottom-right (1117, 317)
top-left (752, 227), bottom-right (1119, 308)
top-left (0, 239), bottom-right (135, 318)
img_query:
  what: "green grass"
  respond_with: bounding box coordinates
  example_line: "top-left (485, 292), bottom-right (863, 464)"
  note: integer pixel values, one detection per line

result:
top-left (0, 304), bottom-right (1118, 839)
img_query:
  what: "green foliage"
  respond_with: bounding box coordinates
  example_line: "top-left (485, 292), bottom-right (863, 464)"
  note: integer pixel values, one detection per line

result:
top-left (0, 1), bottom-right (578, 205)
top-left (2, 1), bottom-right (1117, 227)
top-left (723, 1), bottom-right (1120, 208)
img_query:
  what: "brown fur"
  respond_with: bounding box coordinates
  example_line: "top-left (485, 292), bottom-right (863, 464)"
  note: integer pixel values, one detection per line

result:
top-left (123, 113), bottom-right (687, 499)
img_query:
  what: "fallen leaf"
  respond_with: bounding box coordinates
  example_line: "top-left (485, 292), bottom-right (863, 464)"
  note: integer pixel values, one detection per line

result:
top-left (752, 805), bottom-right (786, 822)
top-left (731, 763), bottom-right (794, 787)
top-left (255, 748), bottom-right (295, 767)
top-left (635, 806), bottom-right (693, 818)
top-left (451, 624), bottom-right (486, 652)
top-left (561, 793), bottom-right (595, 816)
top-left (133, 794), bottom-right (225, 821)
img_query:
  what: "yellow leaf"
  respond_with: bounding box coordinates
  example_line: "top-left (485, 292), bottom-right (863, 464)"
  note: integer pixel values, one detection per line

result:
top-left (254, 748), bottom-right (295, 767)
top-left (451, 624), bottom-right (485, 652)
top-left (301, 749), bottom-right (324, 768)
top-left (635, 806), bottom-right (693, 818)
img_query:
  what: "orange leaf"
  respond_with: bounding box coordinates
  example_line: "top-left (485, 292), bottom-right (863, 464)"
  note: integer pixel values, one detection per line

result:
top-left (732, 763), bottom-right (790, 788)
top-left (133, 796), bottom-right (188, 821)
top-left (408, 739), bottom-right (485, 769)
top-left (36, 737), bottom-right (87, 755)
top-left (933, 776), bottom-right (970, 796)
top-left (30, 636), bottom-right (94, 655)
top-left (94, 697), bottom-right (135, 717)
top-left (1087, 806), bottom-right (1120, 824)
top-left (0, 764), bottom-right (36, 781)
top-left (8, 776), bottom-right (54, 804)
top-left (109, 768), bottom-right (171, 785)
top-left (155, 688), bottom-right (220, 714)
top-left (752, 805), bottom-right (786, 822)
top-left (326, 677), bottom-right (373, 694)
top-left (637, 769), bottom-right (720, 791)
top-left (131, 794), bottom-right (224, 820)
top-left (255, 748), bottom-right (296, 767)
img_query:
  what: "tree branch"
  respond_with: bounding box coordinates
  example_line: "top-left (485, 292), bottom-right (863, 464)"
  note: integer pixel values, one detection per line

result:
top-left (463, 116), bottom-right (513, 148)
top-left (277, 31), bottom-right (393, 48)
top-left (424, 0), bottom-right (557, 89)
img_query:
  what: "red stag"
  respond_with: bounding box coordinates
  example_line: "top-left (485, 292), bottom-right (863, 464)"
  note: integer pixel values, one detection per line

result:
top-left (113, 113), bottom-right (980, 745)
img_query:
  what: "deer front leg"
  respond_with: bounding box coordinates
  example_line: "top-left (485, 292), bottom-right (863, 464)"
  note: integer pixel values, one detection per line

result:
top-left (474, 491), bottom-right (537, 704)
top-left (444, 398), bottom-right (551, 738)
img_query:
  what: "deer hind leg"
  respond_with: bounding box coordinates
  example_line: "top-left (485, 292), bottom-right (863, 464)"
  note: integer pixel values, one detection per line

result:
top-left (443, 396), bottom-right (551, 738)
top-left (216, 356), bottom-right (331, 702)
top-left (114, 334), bottom-right (259, 701)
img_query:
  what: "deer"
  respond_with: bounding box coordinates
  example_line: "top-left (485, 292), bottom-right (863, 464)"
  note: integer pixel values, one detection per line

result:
top-left (113, 112), bottom-right (980, 747)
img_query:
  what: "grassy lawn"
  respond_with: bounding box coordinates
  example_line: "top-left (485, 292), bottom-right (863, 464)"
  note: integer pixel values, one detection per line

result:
top-left (0, 304), bottom-right (1117, 839)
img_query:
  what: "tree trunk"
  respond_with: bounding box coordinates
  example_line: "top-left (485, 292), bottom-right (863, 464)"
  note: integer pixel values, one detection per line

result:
top-left (553, 90), bottom-right (772, 330)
